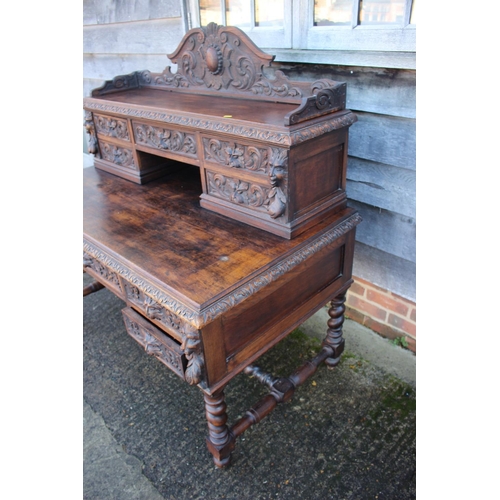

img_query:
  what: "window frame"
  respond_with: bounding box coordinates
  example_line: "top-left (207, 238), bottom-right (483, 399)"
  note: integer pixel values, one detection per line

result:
top-left (186, 0), bottom-right (416, 69)
top-left (188, 0), bottom-right (293, 49)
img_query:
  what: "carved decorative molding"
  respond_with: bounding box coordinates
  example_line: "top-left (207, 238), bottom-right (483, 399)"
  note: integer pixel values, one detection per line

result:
top-left (83, 212), bottom-right (361, 327)
top-left (91, 71), bottom-right (140, 96)
top-left (150, 23), bottom-right (275, 93)
top-left (84, 100), bottom-right (356, 146)
top-left (89, 23), bottom-right (347, 125)
top-left (83, 253), bottom-right (121, 291)
top-left (133, 122), bottom-right (197, 156)
top-left (199, 213), bottom-right (362, 323)
top-left (99, 140), bottom-right (136, 169)
top-left (95, 114), bottom-right (130, 141)
top-left (84, 112), bottom-right (98, 155)
top-left (285, 80), bottom-right (347, 126)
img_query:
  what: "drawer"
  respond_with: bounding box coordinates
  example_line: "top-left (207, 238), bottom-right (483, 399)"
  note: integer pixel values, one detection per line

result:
top-left (132, 120), bottom-right (197, 159)
top-left (83, 251), bottom-right (123, 298)
top-left (202, 136), bottom-right (287, 177)
top-left (94, 114), bottom-right (131, 142)
top-left (205, 170), bottom-right (287, 220)
top-left (98, 138), bottom-right (137, 170)
top-left (122, 307), bottom-right (186, 380)
top-left (122, 281), bottom-right (186, 344)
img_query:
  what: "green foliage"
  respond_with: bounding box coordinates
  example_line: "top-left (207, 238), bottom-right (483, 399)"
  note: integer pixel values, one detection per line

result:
top-left (391, 336), bottom-right (409, 349)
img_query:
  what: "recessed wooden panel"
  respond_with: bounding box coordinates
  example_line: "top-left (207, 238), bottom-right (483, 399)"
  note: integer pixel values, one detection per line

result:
top-left (223, 243), bottom-right (345, 356)
top-left (292, 143), bottom-right (344, 217)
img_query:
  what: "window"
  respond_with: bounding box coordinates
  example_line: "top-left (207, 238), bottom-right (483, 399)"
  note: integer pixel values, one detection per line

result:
top-left (187, 0), bottom-right (416, 67)
top-left (296, 0), bottom-right (415, 52)
top-left (192, 0), bottom-right (293, 48)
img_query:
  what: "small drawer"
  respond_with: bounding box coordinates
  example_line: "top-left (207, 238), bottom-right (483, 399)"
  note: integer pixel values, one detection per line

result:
top-left (122, 282), bottom-right (186, 344)
top-left (202, 136), bottom-right (279, 176)
top-left (122, 307), bottom-right (186, 380)
top-left (83, 251), bottom-right (123, 298)
top-left (132, 120), bottom-right (197, 158)
top-left (94, 114), bottom-right (131, 142)
top-left (205, 170), bottom-right (286, 219)
top-left (98, 138), bottom-right (137, 170)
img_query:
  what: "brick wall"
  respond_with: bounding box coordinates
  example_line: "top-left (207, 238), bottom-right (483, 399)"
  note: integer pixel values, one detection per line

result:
top-left (345, 276), bottom-right (416, 353)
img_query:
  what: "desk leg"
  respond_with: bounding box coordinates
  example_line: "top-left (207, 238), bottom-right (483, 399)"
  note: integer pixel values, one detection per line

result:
top-left (204, 390), bottom-right (235, 467)
top-left (322, 292), bottom-right (347, 367)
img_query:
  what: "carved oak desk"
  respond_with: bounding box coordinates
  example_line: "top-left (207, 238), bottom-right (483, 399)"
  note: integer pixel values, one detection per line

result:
top-left (83, 23), bottom-right (357, 240)
top-left (83, 165), bottom-right (361, 466)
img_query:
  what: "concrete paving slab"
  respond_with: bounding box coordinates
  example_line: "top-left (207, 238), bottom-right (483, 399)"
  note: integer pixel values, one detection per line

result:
top-left (83, 273), bottom-right (416, 499)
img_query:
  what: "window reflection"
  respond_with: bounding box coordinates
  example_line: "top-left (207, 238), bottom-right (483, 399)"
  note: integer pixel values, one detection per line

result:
top-left (226, 0), bottom-right (251, 27)
top-left (359, 0), bottom-right (406, 25)
top-left (200, 0), bottom-right (222, 26)
top-left (256, 0), bottom-right (284, 27)
top-left (314, 0), bottom-right (353, 26)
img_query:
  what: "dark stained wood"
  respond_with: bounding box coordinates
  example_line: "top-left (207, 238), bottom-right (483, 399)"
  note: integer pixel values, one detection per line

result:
top-left (83, 24), bottom-right (361, 467)
top-left (82, 279), bottom-right (104, 296)
top-left (83, 23), bottom-right (357, 238)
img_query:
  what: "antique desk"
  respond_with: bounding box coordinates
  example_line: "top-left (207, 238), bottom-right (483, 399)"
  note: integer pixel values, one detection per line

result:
top-left (83, 24), bottom-right (360, 467)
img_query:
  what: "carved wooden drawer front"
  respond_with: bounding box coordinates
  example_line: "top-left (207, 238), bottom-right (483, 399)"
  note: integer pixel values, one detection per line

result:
top-left (122, 307), bottom-right (186, 380)
top-left (123, 282), bottom-right (187, 344)
top-left (94, 114), bottom-right (131, 142)
top-left (205, 170), bottom-right (280, 216)
top-left (202, 136), bottom-right (273, 177)
top-left (132, 120), bottom-right (197, 158)
top-left (98, 138), bottom-right (137, 170)
top-left (83, 251), bottom-right (123, 298)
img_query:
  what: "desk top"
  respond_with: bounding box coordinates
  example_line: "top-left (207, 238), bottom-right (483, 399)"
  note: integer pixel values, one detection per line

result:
top-left (83, 165), bottom-right (360, 325)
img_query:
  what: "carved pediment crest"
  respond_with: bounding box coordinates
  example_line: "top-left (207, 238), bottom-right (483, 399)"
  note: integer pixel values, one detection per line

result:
top-left (166, 22), bottom-right (274, 91)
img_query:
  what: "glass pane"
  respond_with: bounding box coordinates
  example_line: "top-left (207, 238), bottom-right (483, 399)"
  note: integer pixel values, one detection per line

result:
top-left (314, 0), bottom-right (353, 27)
top-left (410, 0), bottom-right (416, 24)
top-left (359, 0), bottom-right (406, 25)
top-left (226, 0), bottom-right (251, 27)
top-left (255, 0), bottom-right (284, 27)
top-left (200, 0), bottom-right (222, 26)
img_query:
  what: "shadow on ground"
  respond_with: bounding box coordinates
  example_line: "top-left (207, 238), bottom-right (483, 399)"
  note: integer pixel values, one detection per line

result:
top-left (83, 274), bottom-right (416, 500)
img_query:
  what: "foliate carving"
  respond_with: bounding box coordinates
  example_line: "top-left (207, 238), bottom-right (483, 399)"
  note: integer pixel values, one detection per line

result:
top-left (99, 140), bottom-right (136, 169)
top-left (84, 112), bottom-right (98, 155)
top-left (203, 138), bottom-right (270, 173)
top-left (133, 123), bottom-right (197, 156)
top-left (267, 148), bottom-right (288, 219)
top-left (122, 311), bottom-right (186, 379)
top-left (83, 252), bottom-right (121, 291)
top-left (94, 114), bottom-right (130, 141)
top-left (123, 282), bottom-right (205, 385)
top-left (165, 23), bottom-right (273, 92)
top-left (84, 100), bottom-right (357, 146)
top-left (207, 172), bottom-right (271, 211)
top-left (250, 70), bottom-right (303, 99)
top-left (181, 326), bottom-right (205, 386)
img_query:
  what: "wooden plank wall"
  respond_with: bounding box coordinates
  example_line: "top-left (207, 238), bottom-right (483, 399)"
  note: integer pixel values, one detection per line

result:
top-left (277, 64), bottom-right (416, 301)
top-left (83, 2), bottom-right (416, 302)
top-left (83, 0), bottom-right (186, 97)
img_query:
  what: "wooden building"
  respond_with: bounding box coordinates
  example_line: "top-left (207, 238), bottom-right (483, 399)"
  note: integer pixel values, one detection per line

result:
top-left (83, 0), bottom-right (416, 351)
